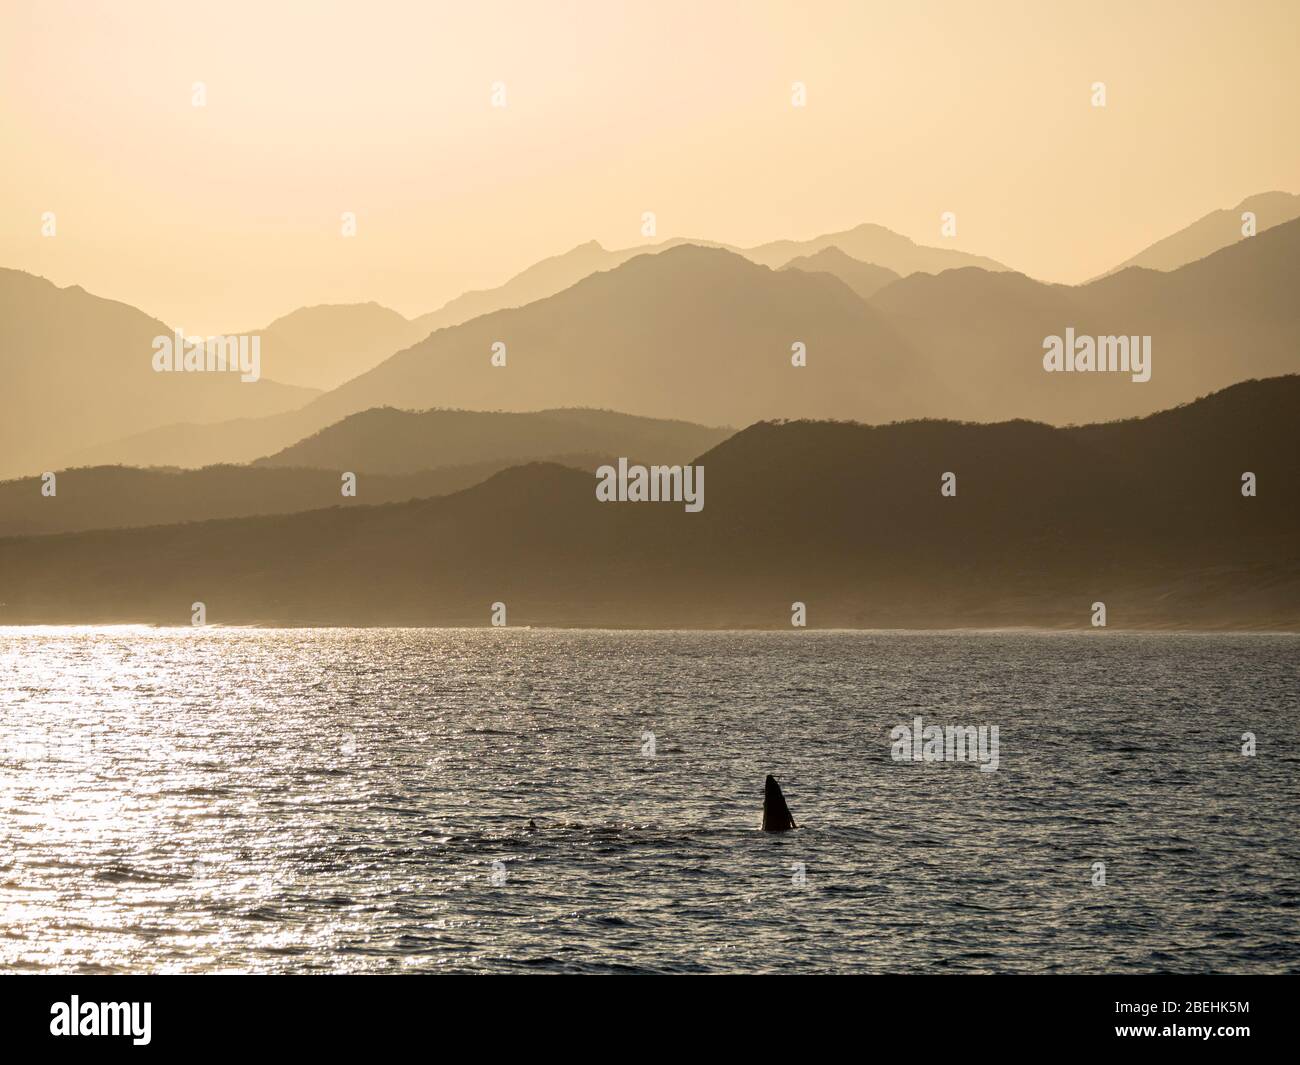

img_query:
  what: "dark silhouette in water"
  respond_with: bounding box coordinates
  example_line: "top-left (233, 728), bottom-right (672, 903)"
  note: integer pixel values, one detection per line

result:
top-left (762, 775), bottom-right (796, 832)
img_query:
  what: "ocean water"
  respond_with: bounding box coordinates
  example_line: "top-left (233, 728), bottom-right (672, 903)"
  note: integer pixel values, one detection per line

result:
top-left (1, 627), bottom-right (1296, 974)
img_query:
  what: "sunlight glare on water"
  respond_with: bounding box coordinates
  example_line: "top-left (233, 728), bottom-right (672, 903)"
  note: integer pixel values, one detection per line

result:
top-left (1, 627), bottom-right (1296, 973)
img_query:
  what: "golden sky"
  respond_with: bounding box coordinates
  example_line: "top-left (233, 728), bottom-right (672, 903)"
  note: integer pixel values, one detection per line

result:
top-left (3, 0), bottom-right (1298, 333)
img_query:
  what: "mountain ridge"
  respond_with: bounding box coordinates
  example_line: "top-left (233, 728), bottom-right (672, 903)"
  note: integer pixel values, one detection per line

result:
top-left (3, 376), bottom-right (1294, 629)
top-left (1097, 190), bottom-right (1300, 277)
top-left (0, 268), bottom-right (318, 480)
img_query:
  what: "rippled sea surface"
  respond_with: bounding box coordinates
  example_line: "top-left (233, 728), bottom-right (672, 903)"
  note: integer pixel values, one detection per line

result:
top-left (1, 628), bottom-right (1297, 974)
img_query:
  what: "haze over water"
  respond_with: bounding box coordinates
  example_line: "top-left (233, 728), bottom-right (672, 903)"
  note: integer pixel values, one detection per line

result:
top-left (2, 628), bottom-right (1296, 974)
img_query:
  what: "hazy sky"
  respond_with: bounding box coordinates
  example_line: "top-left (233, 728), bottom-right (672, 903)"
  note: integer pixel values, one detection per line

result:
top-left (3, 0), bottom-right (1298, 332)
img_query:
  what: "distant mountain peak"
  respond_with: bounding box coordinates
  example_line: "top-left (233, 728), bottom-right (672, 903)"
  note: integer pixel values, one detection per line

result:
top-left (1235, 190), bottom-right (1298, 210)
top-left (779, 246), bottom-right (902, 300)
top-left (654, 242), bottom-right (755, 264)
top-left (1100, 189), bottom-right (1300, 276)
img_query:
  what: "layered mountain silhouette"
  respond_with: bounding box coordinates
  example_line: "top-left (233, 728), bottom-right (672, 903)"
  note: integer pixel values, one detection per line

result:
top-left (255, 407), bottom-right (730, 475)
top-left (69, 244), bottom-right (943, 470)
top-left (740, 222), bottom-right (1007, 273)
top-left (12, 199), bottom-right (1299, 483)
top-left (268, 215), bottom-right (1300, 430)
top-left (869, 215), bottom-right (1300, 423)
top-left (779, 247), bottom-right (900, 300)
top-left (27, 214), bottom-right (1300, 479)
top-left (0, 464), bottom-right (492, 536)
top-left (2, 377), bottom-right (1294, 628)
top-left (67, 407), bottom-right (337, 470)
top-left (1100, 191), bottom-right (1300, 276)
top-left (299, 244), bottom-right (944, 429)
top-left (406, 223), bottom-right (1006, 336)
top-left (239, 302), bottom-right (427, 390)
top-left (408, 240), bottom-right (624, 336)
top-left (1, 408), bottom-right (727, 535)
top-left (0, 270), bottom-right (317, 480)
